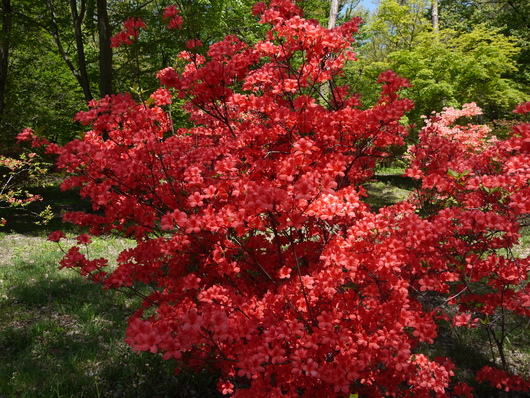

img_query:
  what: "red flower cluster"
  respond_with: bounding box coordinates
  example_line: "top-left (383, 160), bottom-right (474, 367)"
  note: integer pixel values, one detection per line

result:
top-left (28, 0), bottom-right (530, 396)
top-left (163, 5), bottom-right (183, 30)
top-left (110, 17), bottom-right (146, 48)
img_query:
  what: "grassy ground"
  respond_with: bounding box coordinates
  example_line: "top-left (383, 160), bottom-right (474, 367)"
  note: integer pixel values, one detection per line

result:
top-left (0, 182), bottom-right (222, 397)
top-left (0, 233), bottom-right (222, 398)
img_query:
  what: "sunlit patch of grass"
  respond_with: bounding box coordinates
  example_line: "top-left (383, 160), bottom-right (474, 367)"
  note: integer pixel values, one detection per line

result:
top-left (375, 165), bottom-right (407, 175)
top-left (363, 179), bottom-right (414, 210)
top-left (513, 225), bottom-right (530, 258)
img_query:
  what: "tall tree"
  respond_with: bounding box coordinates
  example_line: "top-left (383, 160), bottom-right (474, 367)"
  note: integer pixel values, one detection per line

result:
top-left (431, 0), bottom-right (438, 31)
top-left (0, 0), bottom-right (12, 125)
top-left (386, 26), bottom-right (527, 124)
top-left (328, 0), bottom-right (340, 28)
top-left (44, 0), bottom-right (93, 101)
top-left (97, 0), bottom-right (112, 97)
top-left (437, 0), bottom-right (530, 96)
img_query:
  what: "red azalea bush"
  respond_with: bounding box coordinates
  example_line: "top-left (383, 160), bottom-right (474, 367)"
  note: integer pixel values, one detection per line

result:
top-left (22, 1), bottom-right (530, 396)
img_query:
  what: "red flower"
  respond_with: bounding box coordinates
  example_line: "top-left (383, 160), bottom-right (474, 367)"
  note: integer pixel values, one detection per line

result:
top-left (48, 230), bottom-right (66, 242)
top-left (76, 233), bottom-right (92, 245)
top-left (32, 1), bottom-right (530, 396)
top-left (110, 17), bottom-right (145, 47)
top-left (163, 5), bottom-right (183, 29)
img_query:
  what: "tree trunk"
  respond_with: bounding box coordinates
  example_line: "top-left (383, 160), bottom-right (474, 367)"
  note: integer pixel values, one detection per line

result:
top-left (97, 0), bottom-right (112, 98)
top-left (69, 0), bottom-right (93, 102)
top-left (45, 0), bottom-right (93, 102)
top-left (328, 0), bottom-right (340, 29)
top-left (320, 0), bottom-right (341, 104)
top-left (431, 0), bottom-right (439, 32)
top-left (0, 0), bottom-right (12, 123)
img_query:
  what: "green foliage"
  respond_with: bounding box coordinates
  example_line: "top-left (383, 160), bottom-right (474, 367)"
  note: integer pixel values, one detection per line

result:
top-left (348, 0), bottom-right (431, 108)
top-left (438, 0), bottom-right (530, 91)
top-left (0, 1), bottom-right (84, 143)
top-left (364, 0), bottom-right (431, 55)
top-left (0, 0), bottom-right (269, 146)
top-left (387, 25), bottom-right (528, 124)
top-left (353, 10), bottom-right (528, 125)
top-left (4, 45), bottom-right (83, 144)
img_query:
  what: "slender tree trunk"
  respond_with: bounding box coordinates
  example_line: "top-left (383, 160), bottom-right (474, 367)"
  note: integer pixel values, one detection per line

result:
top-left (97, 0), bottom-right (112, 97)
top-left (0, 0), bottom-right (12, 123)
top-left (328, 0), bottom-right (340, 29)
top-left (45, 0), bottom-right (93, 102)
top-left (69, 0), bottom-right (93, 102)
top-left (431, 0), bottom-right (439, 32)
top-left (320, 0), bottom-right (340, 104)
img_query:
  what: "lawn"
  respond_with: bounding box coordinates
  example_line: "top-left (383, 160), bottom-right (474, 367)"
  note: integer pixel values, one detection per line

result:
top-left (0, 232), bottom-right (224, 398)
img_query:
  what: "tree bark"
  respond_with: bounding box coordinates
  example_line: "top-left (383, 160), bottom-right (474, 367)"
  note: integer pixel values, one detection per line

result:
top-left (0, 0), bottom-right (12, 122)
top-left (431, 0), bottom-right (439, 32)
top-left (328, 0), bottom-right (340, 29)
top-left (97, 0), bottom-right (112, 97)
top-left (69, 0), bottom-right (93, 102)
top-left (320, 0), bottom-right (341, 104)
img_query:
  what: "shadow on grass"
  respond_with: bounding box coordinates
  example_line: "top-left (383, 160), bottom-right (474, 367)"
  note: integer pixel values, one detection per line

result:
top-left (374, 174), bottom-right (417, 191)
top-left (426, 325), bottom-right (530, 398)
top-left (363, 175), bottom-right (417, 210)
top-left (0, 258), bottom-right (222, 398)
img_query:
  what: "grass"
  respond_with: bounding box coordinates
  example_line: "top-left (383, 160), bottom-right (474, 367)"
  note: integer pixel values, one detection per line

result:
top-left (363, 178), bottom-right (414, 210)
top-left (0, 233), bottom-right (222, 397)
top-left (362, 167), bottom-right (417, 210)
top-left (514, 225), bottom-right (530, 258)
top-left (0, 180), bottom-right (222, 397)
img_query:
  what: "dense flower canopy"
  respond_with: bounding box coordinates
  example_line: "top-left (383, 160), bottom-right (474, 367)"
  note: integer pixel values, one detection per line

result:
top-left (21, 1), bottom-right (530, 396)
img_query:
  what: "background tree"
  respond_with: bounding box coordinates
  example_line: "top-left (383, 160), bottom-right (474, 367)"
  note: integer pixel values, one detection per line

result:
top-left (348, 0), bottom-right (431, 110)
top-left (0, 0), bottom-right (264, 143)
top-left (438, 0), bottom-right (530, 90)
top-left (97, 0), bottom-right (113, 97)
top-left (351, 0), bottom-right (528, 129)
top-left (0, 0), bottom-right (82, 144)
top-left (0, 0), bottom-right (11, 128)
top-left (386, 25), bottom-right (527, 125)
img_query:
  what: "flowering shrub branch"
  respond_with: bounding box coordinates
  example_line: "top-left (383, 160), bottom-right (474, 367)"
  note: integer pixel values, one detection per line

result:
top-left (0, 133), bottom-right (53, 226)
top-left (24, 1), bottom-right (530, 396)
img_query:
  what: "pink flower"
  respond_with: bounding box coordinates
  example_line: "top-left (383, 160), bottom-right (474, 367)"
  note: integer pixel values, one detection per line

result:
top-left (164, 6), bottom-right (183, 29)
top-left (110, 30), bottom-right (132, 47)
top-left (514, 101), bottom-right (530, 114)
top-left (168, 15), bottom-right (183, 29)
top-left (156, 67), bottom-right (179, 88)
top-left (150, 87), bottom-right (172, 106)
top-left (110, 17), bottom-right (145, 48)
top-left (163, 5), bottom-right (179, 18)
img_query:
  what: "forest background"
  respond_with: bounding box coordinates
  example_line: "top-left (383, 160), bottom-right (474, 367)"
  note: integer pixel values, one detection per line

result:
top-left (1, 0), bottom-right (529, 147)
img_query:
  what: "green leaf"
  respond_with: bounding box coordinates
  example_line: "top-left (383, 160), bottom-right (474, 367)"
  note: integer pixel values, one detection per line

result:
top-left (447, 168), bottom-right (459, 178)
